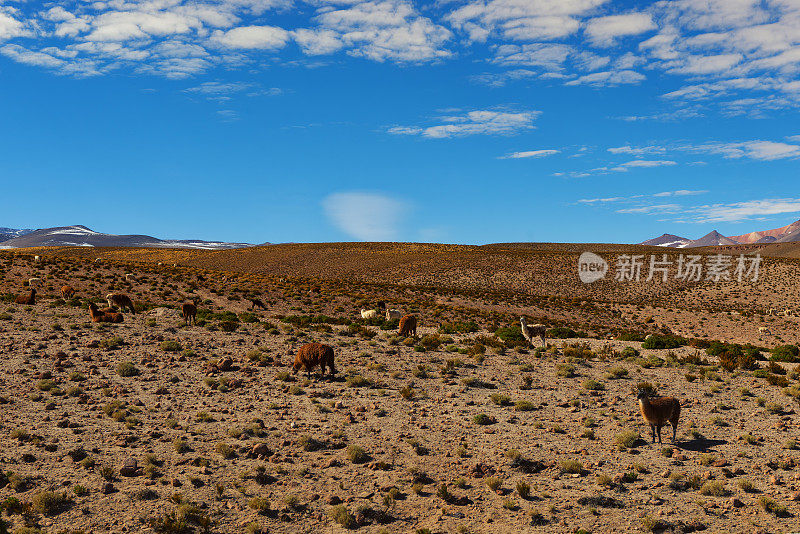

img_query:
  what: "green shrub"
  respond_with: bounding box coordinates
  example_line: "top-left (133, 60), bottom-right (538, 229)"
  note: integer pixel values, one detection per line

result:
top-left (116, 362), bottom-right (139, 377)
top-left (770, 345), bottom-right (800, 362)
top-left (642, 335), bottom-right (685, 349)
top-left (160, 340), bottom-right (182, 352)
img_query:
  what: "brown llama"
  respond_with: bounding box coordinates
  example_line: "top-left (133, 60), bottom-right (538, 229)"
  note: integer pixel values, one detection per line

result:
top-left (88, 302), bottom-right (123, 323)
top-left (61, 285), bottom-right (76, 299)
top-left (15, 289), bottom-right (36, 305)
top-left (182, 302), bottom-right (197, 325)
top-left (293, 343), bottom-right (336, 378)
top-left (398, 314), bottom-right (417, 337)
top-left (248, 297), bottom-right (267, 310)
top-left (638, 390), bottom-right (681, 444)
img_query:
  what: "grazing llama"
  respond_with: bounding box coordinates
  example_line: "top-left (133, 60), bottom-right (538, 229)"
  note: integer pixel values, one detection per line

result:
top-left (248, 297), bottom-right (267, 310)
top-left (398, 315), bottom-right (417, 337)
top-left (61, 285), bottom-right (76, 298)
top-left (106, 293), bottom-right (136, 314)
top-left (293, 343), bottom-right (336, 378)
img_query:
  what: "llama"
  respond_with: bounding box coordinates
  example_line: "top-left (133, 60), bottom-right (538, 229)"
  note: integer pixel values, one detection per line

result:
top-left (638, 390), bottom-right (681, 445)
top-left (27, 277), bottom-right (42, 289)
top-left (361, 309), bottom-right (378, 320)
top-left (386, 309), bottom-right (402, 320)
top-left (34, 255), bottom-right (41, 262)
top-left (520, 317), bottom-right (547, 347)
top-left (61, 285), bottom-right (76, 298)
top-left (248, 298), bottom-right (267, 310)
top-left (759, 326), bottom-right (772, 335)
top-left (182, 302), bottom-right (197, 325)
top-left (124, 274), bottom-right (136, 282)
top-left (88, 302), bottom-right (123, 323)
top-left (15, 289), bottom-right (36, 305)
top-left (293, 343), bottom-right (336, 378)
top-left (398, 315), bottom-right (417, 337)
top-left (106, 293), bottom-right (136, 314)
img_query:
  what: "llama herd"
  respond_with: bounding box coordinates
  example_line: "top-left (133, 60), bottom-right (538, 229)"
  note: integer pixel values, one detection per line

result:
top-left (10, 267), bottom-right (683, 447)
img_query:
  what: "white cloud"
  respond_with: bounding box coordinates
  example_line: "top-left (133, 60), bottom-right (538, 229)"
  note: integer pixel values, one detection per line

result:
top-left (653, 189), bottom-right (708, 197)
top-left (209, 25), bottom-right (289, 49)
top-left (608, 145), bottom-right (667, 155)
top-left (584, 13), bottom-right (656, 47)
top-left (691, 199), bottom-right (800, 223)
top-left (618, 159), bottom-right (677, 168)
top-left (0, 11), bottom-right (28, 41)
top-left (292, 28), bottom-right (344, 55)
top-left (501, 149), bottom-right (559, 159)
top-left (309, 0), bottom-right (452, 62)
top-left (323, 192), bottom-right (409, 241)
top-left (617, 204), bottom-right (682, 214)
top-left (564, 69), bottom-right (645, 86)
top-left (578, 197), bottom-right (624, 203)
top-left (0, 44), bottom-right (65, 68)
top-left (685, 140), bottom-right (800, 160)
top-left (389, 109), bottom-right (540, 138)
top-left (447, 0), bottom-right (607, 42)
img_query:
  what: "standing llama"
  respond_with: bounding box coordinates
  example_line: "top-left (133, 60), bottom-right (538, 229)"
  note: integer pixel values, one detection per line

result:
top-left (520, 317), bottom-right (547, 348)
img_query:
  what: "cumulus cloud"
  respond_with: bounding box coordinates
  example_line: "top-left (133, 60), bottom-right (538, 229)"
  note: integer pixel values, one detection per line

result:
top-left (323, 192), bottom-right (409, 241)
top-left (388, 109), bottom-right (540, 138)
top-left (584, 13), bottom-right (656, 47)
top-left (209, 25), bottom-right (289, 49)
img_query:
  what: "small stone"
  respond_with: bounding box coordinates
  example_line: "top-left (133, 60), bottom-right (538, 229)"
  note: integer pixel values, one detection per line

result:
top-left (101, 482), bottom-right (115, 494)
top-left (730, 497), bottom-right (744, 508)
top-left (120, 457), bottom-right (141, 477)
top-left (660, 470), bottom-right (671, 478)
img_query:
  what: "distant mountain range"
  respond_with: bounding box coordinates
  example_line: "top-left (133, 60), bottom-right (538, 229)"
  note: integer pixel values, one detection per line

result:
top-left (0, 225), bottom-right (254, 250)
top-left (641, 219), bottom-right (800, 248)
top-left (0, 227), bottom-right (34, 242)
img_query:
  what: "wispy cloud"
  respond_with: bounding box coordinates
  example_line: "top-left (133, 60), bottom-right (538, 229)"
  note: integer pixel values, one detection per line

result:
top-left (682, 141), bottom-right (800, 161)
top-left (184, 81), bottom-right (281, 101)
top-left (388, 109), bottom-right (540, 138)
top-left (690, 199), bottom-right (800, 223)
top-left (500, 149), bottom-right (559, 159)
top-left (323, 192), bottom-right (409, 241)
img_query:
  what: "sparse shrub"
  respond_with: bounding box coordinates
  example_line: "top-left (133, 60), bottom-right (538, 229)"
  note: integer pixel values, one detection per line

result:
top-left (160, 340), bottom-right (182, 352)
top-left (473, 413), bottom-right (496, 426)
top-left (31, 491), bottom-right (71, 516)
top-left (699, 481), bottom-right (727, 496)
top-left (116, 361), bottom-right (139, 377)
top-left (556, 364), bottom-right (576, 378)
top-left (759, 495), bottom-right (789, 516)
top-left (484, 476), bottom-right (501, 492)
top-left (770, 345), bottom-right (800, 362)
top-left (346, 445), bottom-right (368, 464)
top-left (329, 505), bottom-right (356, 528)
top-left (614, 430), bottom-right (640, 450)
top-left (583, 379), bottom-right (605, 391)
top-left (514, 400), bottom-right (535, 412)
top-left (248, 497), bottom-right (271, 514)
top-left (558, 459), bottom-right (583, 474)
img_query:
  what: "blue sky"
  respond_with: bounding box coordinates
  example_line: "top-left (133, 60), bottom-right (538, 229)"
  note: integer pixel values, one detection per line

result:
top-left (1, 0), bottom-right (800, 245)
